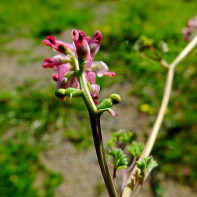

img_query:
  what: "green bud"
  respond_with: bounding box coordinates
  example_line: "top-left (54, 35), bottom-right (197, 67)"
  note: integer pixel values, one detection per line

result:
top-left (55, 88), bottom-right (83, 98)
top-left (55, 89), bottom-right (66, 98)
top-left (109, 94), bottom-right (121, 105)
top-left (97, 98), bottom-right (113, 110)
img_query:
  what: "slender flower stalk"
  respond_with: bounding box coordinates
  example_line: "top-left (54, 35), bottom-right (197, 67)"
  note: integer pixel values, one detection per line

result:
top-left (121, 34), bottom-right (197, 197)
top-left (42, 29), bottom-right (118, 197)
top-left (77, 71), bottom-right (119, 197)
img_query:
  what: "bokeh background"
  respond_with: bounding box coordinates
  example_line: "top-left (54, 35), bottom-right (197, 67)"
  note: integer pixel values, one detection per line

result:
top-left (0, 0), bottom-right (197, 196)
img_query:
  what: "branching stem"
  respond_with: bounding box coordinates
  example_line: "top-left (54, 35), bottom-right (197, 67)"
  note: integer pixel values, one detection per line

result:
top-left (121, 35), bottom-right (197, 197)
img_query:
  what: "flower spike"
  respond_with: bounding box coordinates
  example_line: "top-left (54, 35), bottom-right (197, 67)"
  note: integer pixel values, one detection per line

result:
top-left (42, 29), bottom-right (116, 103)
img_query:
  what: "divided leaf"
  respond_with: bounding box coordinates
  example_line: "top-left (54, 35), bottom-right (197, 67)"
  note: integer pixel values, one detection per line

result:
top-left (119, 132), bottom-right (134, 145)
top-left (127, 141), bottom-right (144, 158)
top-left (108, 148), bottom-right (128, 170)
top-left (136, 156), bottom-right (158, 184)
top-left (107, 130), bottom-right (134, 148)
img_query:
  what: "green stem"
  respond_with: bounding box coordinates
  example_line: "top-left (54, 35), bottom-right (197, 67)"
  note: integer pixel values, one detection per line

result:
top-left (78, 72), bottom-right (118, 197)
top-left (91, 115), bottom-right (118, 197)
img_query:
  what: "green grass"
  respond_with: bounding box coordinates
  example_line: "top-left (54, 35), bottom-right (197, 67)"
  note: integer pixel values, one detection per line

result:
top-left (0, 81), bottom-right (91, 196)
top-left (0, 141), bottom-right (62, 197)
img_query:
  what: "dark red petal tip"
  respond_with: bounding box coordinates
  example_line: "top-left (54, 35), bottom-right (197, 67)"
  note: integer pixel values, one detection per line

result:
top-left (46, 36), bottom-right (56, 44)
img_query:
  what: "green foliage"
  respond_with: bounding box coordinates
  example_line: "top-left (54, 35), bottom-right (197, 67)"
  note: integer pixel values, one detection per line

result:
top-left (153, 127), bottom-right (197, 183)
top-left (107, 130), bottom-right (134, 148)
top-left (0, 142), bottom-right (62, 197)
top-left (0, 0), bottom-right (94, 43)
top-left (137, 156), bottom-right (158, 184)
top-left (0, 81), bottom-right (89, 196)
top-left (127, 142), bottom-right (144, 158)
top-left (108, 148), bottom-right (128, 170)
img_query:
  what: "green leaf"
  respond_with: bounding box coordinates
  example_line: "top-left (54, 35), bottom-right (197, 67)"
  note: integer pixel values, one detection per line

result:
top-left (108, 148), bottom-right (128, 170)
top-left (127, 141), bottom-right (144, 158)
top-left (107, 138), bottom-right (116, 147)
top-left (119, 132), bottom-right (134, 145)
top-left (136, 156), bottom-right (158, 184)
top-left (106, 130), bottom-right (134, 148)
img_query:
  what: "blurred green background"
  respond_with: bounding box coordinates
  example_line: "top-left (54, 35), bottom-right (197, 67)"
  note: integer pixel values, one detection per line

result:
top-left (0, 0), bottom-right (197, 196)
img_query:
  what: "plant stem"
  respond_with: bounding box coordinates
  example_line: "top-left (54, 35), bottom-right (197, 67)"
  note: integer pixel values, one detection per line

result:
top-left (140, 34), bottom-right (197, 158)
top-left (78, 72), bottom-right (118, 197)
top-left (121, 157), bottom-right (136, 193)
top-left (113, 167), bottom-right (117, 184)
top-left (121, 35), bottom-right (197, 197)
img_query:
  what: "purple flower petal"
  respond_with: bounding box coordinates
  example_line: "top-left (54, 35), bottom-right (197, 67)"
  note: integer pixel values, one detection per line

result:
top-left (43, 55), bottom-right (69, 69)
top-left (42, 36), bottom-right (74, 54)
top-left (72, 30), bottom-right (91, 62)
top-left (90, 61), bottom-right (116, 77)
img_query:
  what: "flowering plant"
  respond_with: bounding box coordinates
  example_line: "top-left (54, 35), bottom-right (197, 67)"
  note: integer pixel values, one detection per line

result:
top-left (42, 25), bottom-right (197, 196)
top-left (42, 30), bottom-right (115, 105)
top-left (182, 16), bottom-right (197, 41)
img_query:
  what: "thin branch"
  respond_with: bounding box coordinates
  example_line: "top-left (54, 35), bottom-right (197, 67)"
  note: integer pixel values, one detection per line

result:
top-left (121, 157), bottom-right (136, 193)
top-left (121, 34), bottom-right (197, 197)
top-left (159, 59), bottom-right (170, 69)
top-left (132, 184), bottom-right (141, 197)
top-left (121, 170), bottom-right (128, 193)
top-left (113, 167), bottom-right (117, 186)
top-left (127, 157), bottom-right (137, 172)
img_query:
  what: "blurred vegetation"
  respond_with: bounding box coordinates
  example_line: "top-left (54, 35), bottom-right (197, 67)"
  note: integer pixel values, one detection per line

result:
top-left (0, 0), bottom-right (197, 196)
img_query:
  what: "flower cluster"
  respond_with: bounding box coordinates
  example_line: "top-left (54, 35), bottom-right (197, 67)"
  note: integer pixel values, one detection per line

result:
top-left (182, 16), bottom-right (197, 41)
top-left (42, 30), bottom-right (115, 104)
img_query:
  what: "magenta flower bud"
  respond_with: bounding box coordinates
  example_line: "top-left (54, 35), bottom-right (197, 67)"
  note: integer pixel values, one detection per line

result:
top-left (42, 36), bottom-right (74, 54)
top-left (72, 29), bottom-right (91, 61)
top-left (52, 73), bottom-right (58, 81)
top-left (86, 31), bottom-right (103, 57)
top-left (43, 55), bottom-right (69, 69)
top-left (182, 16), bottom-right (197, 41)
top-left (92, 31), bottom-right (103, 44)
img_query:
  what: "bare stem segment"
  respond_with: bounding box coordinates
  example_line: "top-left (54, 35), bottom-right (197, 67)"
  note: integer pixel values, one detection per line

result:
top-left (78, 72), bottom-right (118, 197)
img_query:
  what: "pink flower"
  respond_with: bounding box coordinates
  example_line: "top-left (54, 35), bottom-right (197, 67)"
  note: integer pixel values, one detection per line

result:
top-left (72, 30), bottom-right (91, 62)
top-left (89, 61), bottom-right (116, 77)
top-left (42, 30), bottom-right (115, 104)
top-left (42, 55), bottom-right (69, 69)
top-left (86, 31), bottom-right (103, 58)
top-left (42, 36), bottom-right (75, 54)
top-left (182, 16), bottom-right (197, 41)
